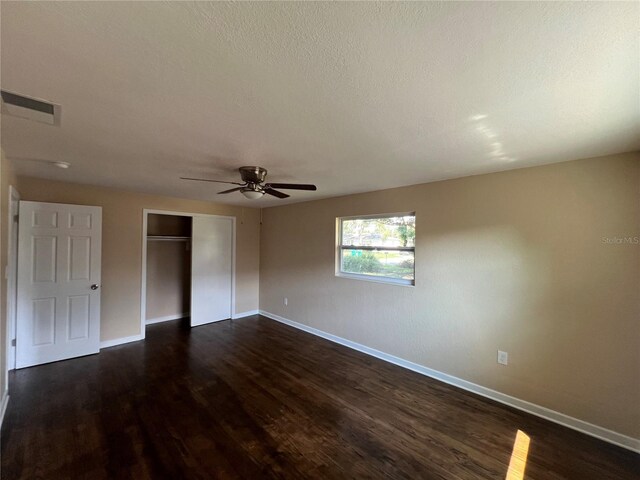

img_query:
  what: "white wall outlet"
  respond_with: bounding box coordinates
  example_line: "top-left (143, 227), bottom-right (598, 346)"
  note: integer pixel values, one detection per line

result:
top-left (497, 350), bottom-right (508, 366)
top-left (284, 297), bottom-right (288, 306)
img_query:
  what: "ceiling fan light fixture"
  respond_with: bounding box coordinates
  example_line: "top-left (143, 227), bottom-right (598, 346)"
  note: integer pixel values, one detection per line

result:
top-left (181, 166), bottom-right (316, 200)
top-left (241, 189), bottom-right (264, 200)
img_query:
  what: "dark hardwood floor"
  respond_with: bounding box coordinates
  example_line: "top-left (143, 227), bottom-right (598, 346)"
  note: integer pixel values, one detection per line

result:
top-left (1, 315), bottom-right (638, 479)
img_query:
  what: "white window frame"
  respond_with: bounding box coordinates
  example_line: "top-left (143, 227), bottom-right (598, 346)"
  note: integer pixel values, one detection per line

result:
top-left (336, 212), bottom-right (415, 286)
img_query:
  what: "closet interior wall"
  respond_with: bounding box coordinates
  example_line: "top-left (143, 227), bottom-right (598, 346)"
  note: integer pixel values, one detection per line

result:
top-left (145, 214), bottom-right (192, 324)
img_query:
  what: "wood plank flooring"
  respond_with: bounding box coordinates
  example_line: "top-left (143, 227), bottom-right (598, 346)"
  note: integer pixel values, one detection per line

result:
top-left (1, 315), bottom-right (638, 479)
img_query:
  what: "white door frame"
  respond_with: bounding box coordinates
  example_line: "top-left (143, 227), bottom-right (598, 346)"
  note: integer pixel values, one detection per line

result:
top-left (140, 209), bottom-right (236, 338)
top-left (5, 186), bottom-right (20, 384)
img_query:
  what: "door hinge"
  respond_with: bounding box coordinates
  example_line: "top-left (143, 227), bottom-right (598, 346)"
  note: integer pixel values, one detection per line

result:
top-left (11, 339), bottom-right (16, 347)
top-left (13, 214), bottom-right (19, 222)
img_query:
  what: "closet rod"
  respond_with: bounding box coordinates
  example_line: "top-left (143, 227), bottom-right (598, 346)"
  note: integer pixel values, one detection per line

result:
top-left (147, 236), bottom-right (190, 242)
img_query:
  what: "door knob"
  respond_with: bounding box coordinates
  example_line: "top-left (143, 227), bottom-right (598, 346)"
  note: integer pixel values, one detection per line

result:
top-left (90, 284), bottom-right (99, 290)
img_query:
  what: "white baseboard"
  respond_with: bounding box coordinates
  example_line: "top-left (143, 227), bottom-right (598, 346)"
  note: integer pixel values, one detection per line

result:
top-left (145, 313), bottom-right (189, 325)
top-left (259, 310), bottom-right (640, 454)
top-left (232, 310), bottom-right (259, 319)
top-left (103, 311), bottom-right (257, 350)
top-left (100, 334), bottom-right (144, 350)
top-left (0, 389), bottom-right (9, 430)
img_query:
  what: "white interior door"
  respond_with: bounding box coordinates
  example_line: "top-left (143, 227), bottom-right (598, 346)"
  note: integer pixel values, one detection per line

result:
top-left (190, 216), bottom-right (233, 327)
top-left (16, 201), bottom-right (102, 368)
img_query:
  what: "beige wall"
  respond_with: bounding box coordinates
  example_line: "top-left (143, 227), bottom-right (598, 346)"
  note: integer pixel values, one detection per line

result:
top-left (259, 152), bottom-right (640, 439)
top-left (0, 152), bottom-right (18, 400)
top-left (145, 214), bottom-right (192, 321)
top-left (147, 213), bottom-right (191, 237)
top-left (145, 240), bottom-right (191, 321)
top-left (16, 177), bottom-right (261, 342)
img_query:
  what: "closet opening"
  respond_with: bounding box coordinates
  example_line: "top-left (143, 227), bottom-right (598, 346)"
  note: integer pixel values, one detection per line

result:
top-left (145, 213), bottom-right (192, 327)
top-left (141, 209), bottom-right (235, 336)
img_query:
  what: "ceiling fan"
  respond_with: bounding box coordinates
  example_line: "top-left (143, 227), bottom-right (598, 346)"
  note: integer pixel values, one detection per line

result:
top-left (181, 166), bottom-right (317, 200)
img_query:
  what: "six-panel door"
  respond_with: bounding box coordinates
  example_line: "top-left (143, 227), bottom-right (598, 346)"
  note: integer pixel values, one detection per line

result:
top-left (16, 201), bottom-right (102, 368)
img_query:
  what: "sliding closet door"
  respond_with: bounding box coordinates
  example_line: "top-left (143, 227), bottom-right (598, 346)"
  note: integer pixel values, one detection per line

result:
top-left (190, 216), bottom-right (233, 327)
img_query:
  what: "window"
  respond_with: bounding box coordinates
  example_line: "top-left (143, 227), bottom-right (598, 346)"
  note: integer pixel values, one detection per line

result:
top-left (337, 213), bottom-right (415, 285)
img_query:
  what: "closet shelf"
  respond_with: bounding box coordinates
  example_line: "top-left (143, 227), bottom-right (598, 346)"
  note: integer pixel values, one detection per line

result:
top-left (147, 235), bottom-right (191, 242)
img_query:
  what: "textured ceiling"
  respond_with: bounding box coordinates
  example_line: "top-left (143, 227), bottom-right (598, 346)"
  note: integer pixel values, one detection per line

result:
top-left (1, 1), bottom-right (639, 206)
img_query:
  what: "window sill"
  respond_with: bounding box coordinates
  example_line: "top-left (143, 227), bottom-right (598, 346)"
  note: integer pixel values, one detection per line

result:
top-left (335, 272), bottom-right (415, 287)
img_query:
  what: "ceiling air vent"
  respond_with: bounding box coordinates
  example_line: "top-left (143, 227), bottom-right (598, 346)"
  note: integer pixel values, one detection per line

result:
top-left (1, 90), bottom-right (61, 126)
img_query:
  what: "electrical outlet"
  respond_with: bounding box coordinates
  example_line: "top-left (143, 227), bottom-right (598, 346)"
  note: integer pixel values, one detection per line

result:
top-left (284, 297), bottom-right (288, 306)
top-left (497, 350), bottom-right (508, 366)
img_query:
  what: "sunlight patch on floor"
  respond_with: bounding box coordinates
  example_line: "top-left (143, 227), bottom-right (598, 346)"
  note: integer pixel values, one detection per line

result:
top-left (506, 430), bottom-right (530, 480)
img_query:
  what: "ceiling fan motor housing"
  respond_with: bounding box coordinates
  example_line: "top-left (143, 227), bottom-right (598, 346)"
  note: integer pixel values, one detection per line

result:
top-left (239, 166), bottom-right (267, 184)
